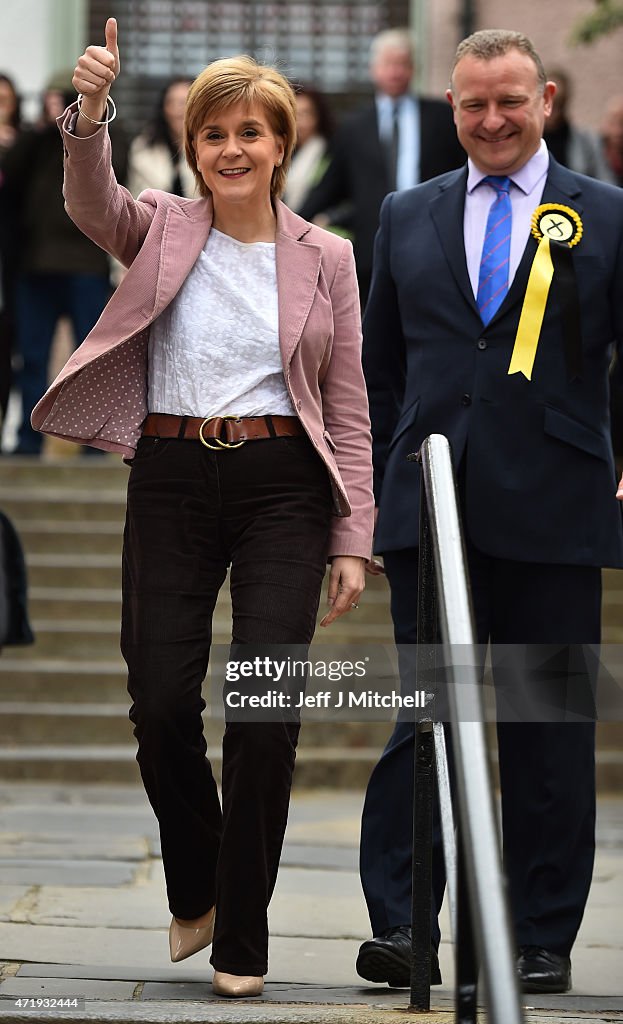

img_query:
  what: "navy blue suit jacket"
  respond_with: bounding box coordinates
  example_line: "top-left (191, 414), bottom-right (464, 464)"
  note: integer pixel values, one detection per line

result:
top-left (363, 157), bottom-right (623, 567)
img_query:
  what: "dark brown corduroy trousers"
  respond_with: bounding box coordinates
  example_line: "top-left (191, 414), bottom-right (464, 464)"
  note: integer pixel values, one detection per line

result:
top-left (120, 434), bottom-right (333, 975)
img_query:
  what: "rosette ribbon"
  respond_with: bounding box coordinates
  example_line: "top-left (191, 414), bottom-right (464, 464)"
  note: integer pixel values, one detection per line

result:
top-left (508, 204), bottom-right (583, 381)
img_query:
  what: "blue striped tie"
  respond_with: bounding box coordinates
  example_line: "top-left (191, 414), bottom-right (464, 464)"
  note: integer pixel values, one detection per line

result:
top-left (477, 176), bottom-right (512, 325)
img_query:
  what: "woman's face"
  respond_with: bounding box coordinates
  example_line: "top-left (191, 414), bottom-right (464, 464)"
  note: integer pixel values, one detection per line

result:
top-left (43, 90), bottom-right (65, 123)
top-left (295, 94), bottom-right (319, 147)
top-left (194, 101), bottom-right (285, 208)
top-left (163, 81), bottom-right (191, 140)
top-left (0, 80), bottom-right (17, 125)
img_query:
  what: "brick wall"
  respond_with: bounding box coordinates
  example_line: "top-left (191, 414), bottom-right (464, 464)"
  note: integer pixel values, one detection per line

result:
top-left (419, 0), bottom-right (622, 135)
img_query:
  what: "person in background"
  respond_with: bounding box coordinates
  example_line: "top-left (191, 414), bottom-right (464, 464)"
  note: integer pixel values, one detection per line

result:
top-left (299, 28), bottom-right (464, 302)
top-left (601, 95), bottom-right (623, 187)
top-left (1, 72), bottom-right (128, 455)
top-left (283, 85), bottom-right (333, 213)
top-left (0, 73), bottom-right (23, 432)
top-left (127, 77), bottom-right (195, 197)
top-left (543, 68), bottom-right (614, 182)
top-left (0, 74), bottom-right (21, 153)
top-left (0, 508), bottom-right (34, 652)
top-left (32, 18), bottom-right (373, 999)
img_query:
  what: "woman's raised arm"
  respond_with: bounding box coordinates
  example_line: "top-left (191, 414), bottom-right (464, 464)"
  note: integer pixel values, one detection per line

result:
top-left (72, 17), bottom-right (120, 135)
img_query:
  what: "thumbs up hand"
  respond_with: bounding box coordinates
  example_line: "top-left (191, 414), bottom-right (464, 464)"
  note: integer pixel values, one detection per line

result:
top-left (73, 18), bottom-right (120, 127)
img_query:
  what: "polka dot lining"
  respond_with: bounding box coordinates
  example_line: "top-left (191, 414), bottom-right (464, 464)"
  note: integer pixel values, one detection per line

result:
top-left (42, 332), bottom-right (149, 451)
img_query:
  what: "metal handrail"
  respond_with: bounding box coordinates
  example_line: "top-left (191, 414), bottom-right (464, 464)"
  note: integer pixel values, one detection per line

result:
top-left (414, 433), bottom-right (524, 1024)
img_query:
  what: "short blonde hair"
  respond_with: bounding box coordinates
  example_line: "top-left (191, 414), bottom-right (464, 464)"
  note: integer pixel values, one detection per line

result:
top-left (184, 55), bottom-right (297, 199)
top-left (450, 30), bottom-right (546, 91)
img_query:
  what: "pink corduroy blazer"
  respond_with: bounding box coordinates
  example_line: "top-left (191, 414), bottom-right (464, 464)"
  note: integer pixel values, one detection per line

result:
top-left (31, 108), bottom-right (374, 559)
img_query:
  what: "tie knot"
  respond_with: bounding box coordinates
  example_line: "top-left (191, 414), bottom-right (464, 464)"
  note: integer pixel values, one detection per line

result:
top-left (483, 175), bottom-right (511, 195)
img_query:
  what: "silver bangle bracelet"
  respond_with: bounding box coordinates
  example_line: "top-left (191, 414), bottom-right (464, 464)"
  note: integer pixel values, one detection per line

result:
top-left (76, 93), bottom-right (116, 126)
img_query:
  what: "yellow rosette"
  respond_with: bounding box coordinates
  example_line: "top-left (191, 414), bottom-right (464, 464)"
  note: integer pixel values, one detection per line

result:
top-left (508, 204), bottom-right (583, 380)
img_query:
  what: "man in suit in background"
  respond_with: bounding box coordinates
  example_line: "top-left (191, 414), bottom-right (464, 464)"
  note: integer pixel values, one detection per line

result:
top-left (357, 28), bottom-right (623, 995)
top-left (299, 28), bottom-right (464, 302)
top-left (543, 67), bottom-right (614, 182)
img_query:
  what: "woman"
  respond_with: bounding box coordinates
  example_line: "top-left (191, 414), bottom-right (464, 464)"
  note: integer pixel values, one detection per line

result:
top-left (0, 73), bottom-right (21, 151)
top-left (127, 77), bottom-right (195, 197)
top-left (32, 19), bottom-right (373, 998)
top-left (283, 85), bottom-right (332, 213)
top-left (0, 73), bottom-right (23, 429)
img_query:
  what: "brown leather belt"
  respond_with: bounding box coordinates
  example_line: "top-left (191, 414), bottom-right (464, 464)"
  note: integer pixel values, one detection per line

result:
top-left (142, 413), bottom-right (305, 450)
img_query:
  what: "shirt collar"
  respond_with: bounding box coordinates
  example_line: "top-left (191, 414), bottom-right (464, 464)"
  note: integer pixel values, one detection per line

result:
top-left (376, 92), bottom-right (412, 116)
top-left (466, 139), bottom-right (550, 196)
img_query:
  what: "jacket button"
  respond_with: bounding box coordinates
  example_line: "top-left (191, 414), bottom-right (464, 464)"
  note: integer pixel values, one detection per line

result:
top-left (477, 339), bottom-right (487, 350)
top-left (461, 394), bottom-right (472, 406)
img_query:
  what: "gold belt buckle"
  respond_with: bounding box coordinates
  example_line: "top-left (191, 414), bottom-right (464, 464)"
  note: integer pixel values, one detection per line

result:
top-left (199, 415), bottom-right (245, 450)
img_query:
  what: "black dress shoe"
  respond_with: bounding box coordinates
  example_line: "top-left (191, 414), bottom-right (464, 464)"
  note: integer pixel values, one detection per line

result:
top-left (356, 926), bottom-right (442, 987)
top-left (517, 946), bottom-right (571, 993)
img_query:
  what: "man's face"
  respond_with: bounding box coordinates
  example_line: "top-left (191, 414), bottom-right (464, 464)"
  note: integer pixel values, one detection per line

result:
top-left (446, 49), bottom-right (555, 175)
top-left (371, 46), bottom-right (413, 99)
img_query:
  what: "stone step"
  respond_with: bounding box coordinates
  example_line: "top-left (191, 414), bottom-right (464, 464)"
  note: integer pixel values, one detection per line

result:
top-left (1, 695), bottom-right (620, 747)
top-left (4, 643), bottom-right (623, 699)
top-left (0, 740), bottom-right (620, 790)
top-left (20, 584), bottom-right (623, 634)
top-left (0, 659), bottom-right (128, 701)
top-left (19, 522), bottom-right (123, 556)
top-left (0, 701), bottom-right (393, 749)
top-left (603, 625), bottom-right (623, 641)
top-left (26, 585), bottom-right (392, 624)
top-left (597, 722), bottom-right (623, 749)
top-left (0, 646), bottom-right (397, 702)
top-left (28, 588), bottom-right (122, 621)
top-left (2, 488), bottom-right (126, 523)
top-left (10, 618), bottom-right (395, 659)
top-left (25, 554), bottom-right (122, 589)
top-left (0, 455), bottom-right (128, 486)
top-left (0, 744), bottom-right (381, 787)
top-left (18, 557), bottom-right (623, 626)
top-left (8, 620), bottom-right (225, 659)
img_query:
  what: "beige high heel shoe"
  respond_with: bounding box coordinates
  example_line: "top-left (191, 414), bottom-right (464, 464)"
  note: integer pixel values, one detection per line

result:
top-left (169, 906), bottom-right (216, 963)
top-left (212, 971), bottom-right (264, 998)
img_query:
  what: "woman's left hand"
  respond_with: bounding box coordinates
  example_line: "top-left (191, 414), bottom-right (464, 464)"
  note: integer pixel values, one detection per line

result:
top-left (320, 556), bottom-right (366, 627)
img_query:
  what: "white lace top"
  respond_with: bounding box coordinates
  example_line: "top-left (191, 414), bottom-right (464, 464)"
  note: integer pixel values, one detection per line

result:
top-left (148, 227), bottom-right (295, 417)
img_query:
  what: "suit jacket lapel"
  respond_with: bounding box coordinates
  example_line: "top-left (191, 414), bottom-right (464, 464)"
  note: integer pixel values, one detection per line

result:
top-left (429, 167), bottom-right (480, 317)
top-left (275, 201), bottom-right (322, 368)
top-left (150, 199), bottom-right (213, 319)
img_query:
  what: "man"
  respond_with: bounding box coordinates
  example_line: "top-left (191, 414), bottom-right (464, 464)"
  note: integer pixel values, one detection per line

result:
top-left (601, 94), bottom-right (623, 186)
top-left (543, 67), bottom-right (614, 182)
top-left (357, 29), bottom-right (623, 995)
top-left (299, 28), bottom-right (464, 302)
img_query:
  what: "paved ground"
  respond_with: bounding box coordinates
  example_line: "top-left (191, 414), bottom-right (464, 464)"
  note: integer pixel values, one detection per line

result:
top-left (0, 784), bottom-right (621, 1023)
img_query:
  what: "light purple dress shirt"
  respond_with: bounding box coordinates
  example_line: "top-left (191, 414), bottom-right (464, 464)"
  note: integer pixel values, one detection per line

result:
top-left (464, 140), bottom-right (550, 299)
